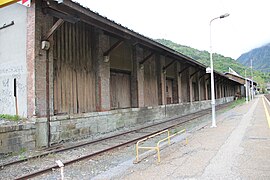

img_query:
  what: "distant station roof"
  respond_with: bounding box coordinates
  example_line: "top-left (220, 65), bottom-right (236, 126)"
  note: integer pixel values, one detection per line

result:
top-left (45, 0), bottom-right (238, 82)
top-left (224, 72), bottom-right (257, 86)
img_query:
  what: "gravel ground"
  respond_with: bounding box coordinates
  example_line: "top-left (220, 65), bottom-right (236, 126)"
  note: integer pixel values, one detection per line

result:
top-left (0, 104), bottom-right (233, 179)
top-left (34, 110), bottom-right (231, 179)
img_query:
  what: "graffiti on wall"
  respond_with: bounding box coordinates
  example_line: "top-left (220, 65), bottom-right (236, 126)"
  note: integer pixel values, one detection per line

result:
top-left (0, 64), bottom-right (26, 115)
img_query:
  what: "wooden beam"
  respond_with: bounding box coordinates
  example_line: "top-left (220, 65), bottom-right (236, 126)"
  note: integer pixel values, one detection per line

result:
top-left (199, 72), bottom-right (207, 80)
top-left (44, 8), bottom-right (79, 24)
top-left (163, 60), bottom-right (175, 71)
top-left (43, 19), bottom-right (64, 40)
top-left (139, 52), bottom-right (154, 65)
top-left (190, 69), bottom-right (200, 78)
top-left (178, 66), bottom-right (189, 75)
top-left (103, 40), bottom-right (123, 56)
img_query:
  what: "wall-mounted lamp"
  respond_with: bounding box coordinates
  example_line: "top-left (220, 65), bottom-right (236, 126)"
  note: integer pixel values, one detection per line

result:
top-left (41, 41), bottom-right (50, 50)
top-left (104, 55), bottom-right (110, 63)
top-left (139, 64), bottom-right (144, 70)
top-left (206, 67), bottom-right (211, 73)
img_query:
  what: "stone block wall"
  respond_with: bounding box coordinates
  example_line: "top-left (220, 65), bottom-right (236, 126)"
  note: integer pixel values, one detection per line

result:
top-left (0, 122), bottom-right (35, 154)
top-left (0, 96), bottom-right (234, 153)
top-left (47, 96), bottom-right (234, 144)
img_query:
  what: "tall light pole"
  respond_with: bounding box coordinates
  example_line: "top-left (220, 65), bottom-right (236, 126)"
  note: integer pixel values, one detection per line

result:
top-left (251, 58), bottom-right (254, 100)
top-left (209, 13), bottom-right (230, 128)
top-left (245, 69), bottom-right (248, 103)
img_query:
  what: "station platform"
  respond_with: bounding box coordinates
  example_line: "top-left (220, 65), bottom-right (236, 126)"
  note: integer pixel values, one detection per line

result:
top-left (102, 95), bottom-right (270, 179)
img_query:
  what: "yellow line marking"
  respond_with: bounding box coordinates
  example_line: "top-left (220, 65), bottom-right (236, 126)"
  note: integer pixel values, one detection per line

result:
top-left (262, 97), bottom-right (270, 128)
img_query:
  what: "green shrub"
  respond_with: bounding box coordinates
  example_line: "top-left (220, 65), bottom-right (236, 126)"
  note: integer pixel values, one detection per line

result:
top-left (0, 114), bottom-right (20, 121)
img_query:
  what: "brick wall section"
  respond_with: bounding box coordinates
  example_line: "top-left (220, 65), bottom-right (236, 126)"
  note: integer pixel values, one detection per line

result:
top-left (26, 1), bottom-right (54, 117)
top-left (34, 1), bottom-right (54, 117)
top-left (0, 123), bottom-right (35, 154)
top-left (26, 2), bottom-right (36, 117)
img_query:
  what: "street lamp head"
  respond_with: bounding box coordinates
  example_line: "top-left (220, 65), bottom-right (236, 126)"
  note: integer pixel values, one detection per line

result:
top-left (220, 13), bottom-right (230, 19)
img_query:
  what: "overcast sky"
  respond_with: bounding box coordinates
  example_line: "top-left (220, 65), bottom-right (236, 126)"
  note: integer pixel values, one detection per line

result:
top-left (76, 0), bottom-right (270, 59)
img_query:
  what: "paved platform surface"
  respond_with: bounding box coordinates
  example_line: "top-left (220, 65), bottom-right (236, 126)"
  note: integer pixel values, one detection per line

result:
top-left (107, 95), bottom-right (270, 180)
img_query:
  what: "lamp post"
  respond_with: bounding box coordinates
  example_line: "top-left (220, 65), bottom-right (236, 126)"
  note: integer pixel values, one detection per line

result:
top-left (251, 58), bottom-right (254, 100)
top-left (245, 69), bottom-right (248, 103)
top-left (209, 13), bottom-right (230, 128)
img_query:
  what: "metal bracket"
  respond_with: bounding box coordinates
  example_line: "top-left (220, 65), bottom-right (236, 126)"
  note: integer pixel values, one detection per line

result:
top-left (0, 21), bottom-right (14, 30)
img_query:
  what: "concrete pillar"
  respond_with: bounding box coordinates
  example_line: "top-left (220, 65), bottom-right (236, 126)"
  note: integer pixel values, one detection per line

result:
top-left (28, 2), bottom-right (54, 118)
top-left (131, 45), bottom-right (144, 107)
top-left (157, 55), bottom-right (166, 105)
top-left (27, 1), bottom-right (54, 147)
top-left (205, 77), bottom-right (209, 100)
top-left (160, 56), bottom-right (166, 105)
top-left (95, 29), bottom-right (110, 111)
top-left (177, 63), bottom-right (182, 103)
top-left (189, 76), bottom-right (193, 103)
top-left (198, 78), bottom-right (201, 101)
top-left (221, 83), bottom-right (223, 98)
top-left (172, 63), bottom-right (178, 104)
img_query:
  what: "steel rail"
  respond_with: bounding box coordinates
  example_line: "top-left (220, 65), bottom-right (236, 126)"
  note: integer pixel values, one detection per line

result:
top-left (1, 104), bottom-right (224, 168)
top-left (3, 102), bottom-right (230, 180)
top-left (13, 104), bottom-right (231, 180)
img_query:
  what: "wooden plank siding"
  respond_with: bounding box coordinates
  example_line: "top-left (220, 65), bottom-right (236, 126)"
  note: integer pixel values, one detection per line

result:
top-left (166, 78), bottom-right (173, 104)
top-left (110, 71), bottom-right (131, 109)
top-left (109, 39), bottom-right (132, 109)
top-left (143, 56), bottom-right (159, 106)
top-left (53, 22), bottom-right (96, 114)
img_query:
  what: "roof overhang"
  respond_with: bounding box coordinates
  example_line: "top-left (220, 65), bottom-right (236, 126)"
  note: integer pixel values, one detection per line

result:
top-left (43, 0), bottom-right (235, 81)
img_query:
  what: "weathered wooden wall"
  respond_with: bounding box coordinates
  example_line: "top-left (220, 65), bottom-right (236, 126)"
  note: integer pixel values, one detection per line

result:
top-left (166, 78), bottom-right (173, 104)
top-left (110, 71), bottom-right (131, 109)
top-left (109, 40), bottom-right (132, 109)
top-left (53, 22), bottom-right (96, 114)
top-left (144, 55), bottom-right (159, 106)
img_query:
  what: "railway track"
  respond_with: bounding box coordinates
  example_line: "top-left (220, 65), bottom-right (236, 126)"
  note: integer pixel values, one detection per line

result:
top-left (265, 94), bottom-right (270, 101)
top-left (1, 103), bottom-right (231, 180)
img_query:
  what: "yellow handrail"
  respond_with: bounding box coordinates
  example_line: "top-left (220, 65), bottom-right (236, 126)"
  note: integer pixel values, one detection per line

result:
top-left (156, 129), bottom-right (188, 162)
top-left (135, 128), bottom-right (188, 163)
top-left (136, 129), bottom-right (169, 162)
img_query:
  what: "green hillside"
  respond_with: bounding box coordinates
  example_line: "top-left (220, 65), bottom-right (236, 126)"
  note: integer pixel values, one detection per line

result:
top-left (155, 39), bottom-right (270, 93)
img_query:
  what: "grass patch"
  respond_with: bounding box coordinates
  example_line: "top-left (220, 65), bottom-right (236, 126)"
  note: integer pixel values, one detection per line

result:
top-left (0, 114), bottom-right (20, 121)
top-left (228, 98), bottom-right (246, 109)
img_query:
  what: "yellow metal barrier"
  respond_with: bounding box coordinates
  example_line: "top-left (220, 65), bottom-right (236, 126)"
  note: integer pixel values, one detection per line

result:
top-left (136, 129), bottom-right (188, 163)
